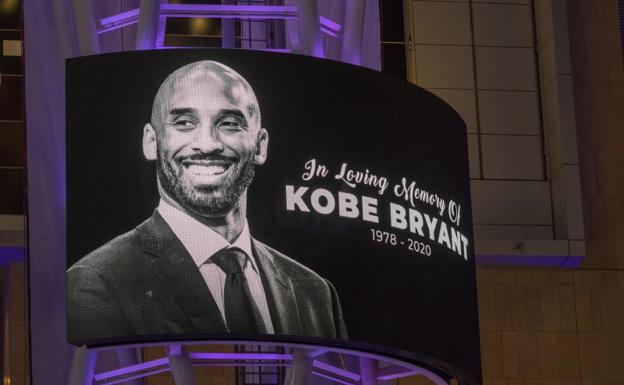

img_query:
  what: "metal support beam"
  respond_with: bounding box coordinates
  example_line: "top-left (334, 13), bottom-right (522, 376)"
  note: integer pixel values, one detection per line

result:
top-left (359, 357), bottom-right (378, 385)
top-left (376, 365), bottom-right (420, 381)
top-left (286, 349), bottom-right (313, 385)
top-left (298, 0), bottom-right (324, 57)
top-left (66, 346), bottom-right (97, 385)
top-left (340, 0), bottom-right (366, 64)
top-left (167, 345), bottom-right (198, 385)
top-left (135, 0), bottom-right (162, 50)
top-left (116, 348), bottom-right (144, 385)
top-left (70, 0), bottom-right (101, 55)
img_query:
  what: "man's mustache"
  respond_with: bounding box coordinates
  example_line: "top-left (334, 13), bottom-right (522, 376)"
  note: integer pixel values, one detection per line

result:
top-left (175, 153), bottom-right (239, 163)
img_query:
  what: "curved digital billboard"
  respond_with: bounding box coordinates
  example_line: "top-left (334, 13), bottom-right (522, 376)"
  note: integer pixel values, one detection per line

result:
top-left (66, 49), bottom-right (481, 384)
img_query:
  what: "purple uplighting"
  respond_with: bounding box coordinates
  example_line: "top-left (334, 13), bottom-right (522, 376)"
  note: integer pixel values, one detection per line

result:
top-left (311, 371), bottom-right (356, 385)
top-left (70, 342), bottom-right (450, 385)
top-left (476, 254), bottom-right (584, 268)
top-left (93, 357), bottom-right (169, 382)
top-left (0, 246), bottom-right (25, 266)
top-left (377, 367), bottom-right (421, 381)
top-left (312, 360), bottom-right (361, 381)
top-left (98, 5), bottom-right (342, 38)
top-left (189, 352), bottom-right (292, 361)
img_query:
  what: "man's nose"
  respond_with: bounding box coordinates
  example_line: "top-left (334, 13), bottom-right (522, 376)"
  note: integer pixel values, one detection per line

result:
top-left (192, 125), bottom-right (224, 153)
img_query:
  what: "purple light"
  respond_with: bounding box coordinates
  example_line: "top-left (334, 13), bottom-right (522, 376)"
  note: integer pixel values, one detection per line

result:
top-left (80, 341), bottom-right (452, 385)
top-left (0, 246), bottom-right (25, 266)
top-left (93, 357), bottom-right (169, 381)
top-left (99, 5), bottom-right (342, 38)
top-left (194, 362), bottom-right (293, 367)
top-left (99, 8), bottom-right (140, 34)
top-left (308, 348), bottom-right (331, 358)
top-left (160, 4), bottom-right (298, 19)
top-left (476, 254), bottom-right (583, 268)
top-left (257, 48), bottom-right (293, 53)
top-left (319, 16), bottom-right (341, 32)
top-left (320, 27), bottom-right (338, 37)
top-left (189, 352), bottom-right (292, 361)
top-left (312, 360), bottom-right (361, 381)
top-left (98, 367), bottom-right (171, 385)
top-left (311, 371), bottom-right (356, 385)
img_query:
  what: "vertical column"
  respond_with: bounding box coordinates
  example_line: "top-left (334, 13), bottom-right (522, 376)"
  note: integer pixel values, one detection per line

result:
top-left (340, 0), bottom-right (366, 64)
top-left (358, 357), bottom-right (378, 385)
top-left (117, 348), bottom-right (144, 385)
top-left (167, 345), bottom-right (198, 385)
top-left (567, 0), bottom-right (624, 269)
top-left (298, 0), bottom-right (324, 57)
top-left (66, 347), bottom-right (97, 385)
top-left (156, 0), bottom-right (168, 48)
top-left (221, 0), bottom-right (236, 48)
top-left (285, 349), bottom-right (313, 385)
top-left (324, 0), bottom-right (346, 60)
top-left (135, 0), bottom-right (162, 50)
top-left (70, 0), bottom-right (101, 54)
top-left (284, 0), bottom-right (301, 51)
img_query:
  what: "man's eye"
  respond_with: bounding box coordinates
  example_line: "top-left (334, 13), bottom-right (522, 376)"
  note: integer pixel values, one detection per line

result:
top-left (172, 119), bottom-right (196, 130)
top-left (219, 119), bottom-right (245, 131)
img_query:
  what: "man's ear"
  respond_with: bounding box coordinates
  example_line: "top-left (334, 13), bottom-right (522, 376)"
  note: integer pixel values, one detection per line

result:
top-left (143, 123), bottom-right (157, 161)
top-left (253, 128), bottom-right (269, 166)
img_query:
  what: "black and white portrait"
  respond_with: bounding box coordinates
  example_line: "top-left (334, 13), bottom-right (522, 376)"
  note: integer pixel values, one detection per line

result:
top-left (66, 50), bottom-right (481, 382)
top-left (66, 60), bottom-right (348, 342)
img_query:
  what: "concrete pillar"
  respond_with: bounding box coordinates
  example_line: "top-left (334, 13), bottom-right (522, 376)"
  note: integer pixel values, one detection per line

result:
top-left (117, 348), bottom-right (144, 385)
top-left (156, 0), bottom-right (168, 48)
top-left (66, 347), bottom-right (97, 385)
top-left (70, 0), bottom-right (101, 54)
top-left (221, 0), bottom-right (236, 48)
top-left (285, 349), bottom-right (313, 385)
top-left (359, 357), bottom-right (378, 385)
top-left (298, 0), bottom-right (324, 57)
top-left (567, 0), bottom-right (624, 269)
top-left (135, 0), bottom-right (162, 50)
top-left (167, 345), bottom-right (198, 385)
top-left (340, 0), bottom-right (366, 64)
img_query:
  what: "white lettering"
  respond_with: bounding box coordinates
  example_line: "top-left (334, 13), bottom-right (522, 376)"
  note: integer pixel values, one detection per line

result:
top-left (390, 203), bottom-right (408, 229)
top-left (310, 188), bottom-right (335, 215)
top-left (286, 185), bottom-right (310, 212)
top-left (408, 209), bottom-right (425, 237)
top-left (424, 214), bottom-right (438, 241)
top-left (437, 222), bottom-right (451, 249)
top-left (362, 196), bottom-right (379, 223)
top-left (338, 192), bottom-right (359, 218)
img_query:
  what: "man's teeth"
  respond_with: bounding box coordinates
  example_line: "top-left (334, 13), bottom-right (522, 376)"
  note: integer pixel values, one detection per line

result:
top-left (187, 164), bottom-right (228, 175)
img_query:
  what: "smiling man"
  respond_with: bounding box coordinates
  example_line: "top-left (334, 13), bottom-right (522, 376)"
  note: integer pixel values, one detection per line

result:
top-left (67, 61), bottom-right (347, 343)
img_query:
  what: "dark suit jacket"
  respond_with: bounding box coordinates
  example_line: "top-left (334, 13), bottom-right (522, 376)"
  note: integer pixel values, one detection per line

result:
top-left (67, 211), bottom-right (347, 344)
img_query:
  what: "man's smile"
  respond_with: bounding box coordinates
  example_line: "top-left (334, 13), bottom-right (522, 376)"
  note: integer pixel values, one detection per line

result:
top-left (181, 159), bottom-right (234, 176)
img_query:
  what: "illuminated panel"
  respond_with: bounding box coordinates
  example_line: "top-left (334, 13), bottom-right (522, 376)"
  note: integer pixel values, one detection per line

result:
top-left (65, 49), bottom-right (481, 384)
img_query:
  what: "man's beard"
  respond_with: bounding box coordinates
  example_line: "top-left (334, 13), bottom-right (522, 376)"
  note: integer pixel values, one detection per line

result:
top-left (157, 152), bottom-right (256, 216)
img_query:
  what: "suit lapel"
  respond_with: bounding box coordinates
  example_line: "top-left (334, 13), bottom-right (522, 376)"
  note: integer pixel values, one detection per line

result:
top-left (138, 211), bottom-right (227, 333)
top-left (252, 239), bottom-right (302, 336)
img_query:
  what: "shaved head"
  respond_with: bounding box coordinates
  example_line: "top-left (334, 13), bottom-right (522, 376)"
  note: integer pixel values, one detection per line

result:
top-left (151, 60), bottom-right (261, 130)
top-left (142, 59), bottom-right (269, 221)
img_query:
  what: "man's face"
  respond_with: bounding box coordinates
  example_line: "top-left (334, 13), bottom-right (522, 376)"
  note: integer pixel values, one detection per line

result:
top-left (143, 63), bottom-right (268, 217)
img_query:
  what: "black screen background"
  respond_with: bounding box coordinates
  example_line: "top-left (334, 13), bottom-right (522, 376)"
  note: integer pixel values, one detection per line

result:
top-left (66, 50), bottom-right (481, 384)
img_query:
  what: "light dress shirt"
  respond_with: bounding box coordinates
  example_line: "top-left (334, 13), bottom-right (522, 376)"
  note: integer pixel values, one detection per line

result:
top-left (158, 199), bottom-right (275, 333)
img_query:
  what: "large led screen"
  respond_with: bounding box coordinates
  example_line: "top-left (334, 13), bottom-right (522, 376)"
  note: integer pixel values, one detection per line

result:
top-left (66, 50), bottom-right (481, 383)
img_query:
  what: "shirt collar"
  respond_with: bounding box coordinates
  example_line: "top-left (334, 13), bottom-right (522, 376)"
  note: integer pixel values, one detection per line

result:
top-left (157, 199), bottom-right (258, 272)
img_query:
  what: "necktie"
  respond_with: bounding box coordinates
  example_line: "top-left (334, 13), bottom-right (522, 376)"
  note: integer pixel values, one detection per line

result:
top-left (211, 247), bottom-right (267, 334)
